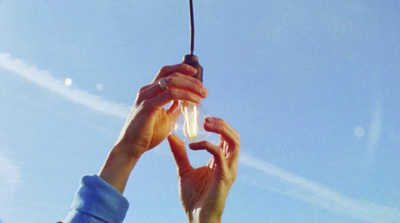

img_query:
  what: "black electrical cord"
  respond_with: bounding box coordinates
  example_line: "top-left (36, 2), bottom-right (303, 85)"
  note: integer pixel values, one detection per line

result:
top-left (189, 0), bottom-right (195, 55)
top-left (183, 0), bottom-right (203, 82)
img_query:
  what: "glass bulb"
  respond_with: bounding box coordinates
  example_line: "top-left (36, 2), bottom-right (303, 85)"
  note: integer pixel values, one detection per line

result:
top-left (172, 100), bottom-right (209, 143)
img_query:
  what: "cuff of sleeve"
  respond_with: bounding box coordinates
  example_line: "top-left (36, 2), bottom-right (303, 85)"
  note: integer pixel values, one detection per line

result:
top-left (70, 175), bottom-right (129, 223)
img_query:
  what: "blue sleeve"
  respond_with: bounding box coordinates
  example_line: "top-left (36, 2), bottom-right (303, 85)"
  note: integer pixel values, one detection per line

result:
top-left (63, 175), bottom-right (129, 223)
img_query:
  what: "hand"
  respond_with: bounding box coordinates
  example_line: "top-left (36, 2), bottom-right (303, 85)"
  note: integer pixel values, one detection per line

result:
top-left (167, 117), bottom-right (240, 223)
top-left (115, 63), bottom-right (208, 158)
top-left (99, 63), bottom-right (208, 193)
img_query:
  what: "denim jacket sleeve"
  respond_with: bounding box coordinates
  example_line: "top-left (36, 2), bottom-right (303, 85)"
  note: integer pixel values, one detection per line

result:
top-left (63, 175), bottom-right (129, 223)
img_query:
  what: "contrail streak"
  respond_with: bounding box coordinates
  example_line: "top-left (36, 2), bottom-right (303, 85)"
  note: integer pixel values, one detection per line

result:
top-left (240, 154), bottom-right (400, 223)
top-left (0, 53), bottom-right (130, 119)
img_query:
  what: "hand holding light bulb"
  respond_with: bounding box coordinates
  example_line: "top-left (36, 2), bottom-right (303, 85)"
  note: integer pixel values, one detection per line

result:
top-left (99, 63), bottom-right (208, 193)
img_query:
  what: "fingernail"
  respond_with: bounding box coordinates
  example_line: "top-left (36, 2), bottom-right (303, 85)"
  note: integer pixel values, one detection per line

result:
top-left (194, 96), bottom-right (201, 103)
top-left (201, 88), bottom-right (208, 96)
top-left (205, 121), bottom-right (215, 128)
top-left (205, 117), bottom-right (214, 122)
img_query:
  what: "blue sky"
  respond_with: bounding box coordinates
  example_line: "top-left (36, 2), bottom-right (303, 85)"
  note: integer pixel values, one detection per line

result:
top-left (0, 1), bottom-right (400, 222)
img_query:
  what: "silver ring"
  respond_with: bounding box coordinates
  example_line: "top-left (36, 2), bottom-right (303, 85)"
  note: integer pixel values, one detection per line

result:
top-left (159, 78), bottom-right (168, 91)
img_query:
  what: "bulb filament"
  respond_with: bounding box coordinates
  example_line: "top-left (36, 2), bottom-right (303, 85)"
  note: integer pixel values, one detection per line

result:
top-left (181, 101), bottom-right (199, 140)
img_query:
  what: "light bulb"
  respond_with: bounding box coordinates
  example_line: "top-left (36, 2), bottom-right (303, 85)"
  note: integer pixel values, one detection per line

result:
top-left (172, 54), bottom-right (207, 143)
top-left (172, 100), bottom-right (209, 143)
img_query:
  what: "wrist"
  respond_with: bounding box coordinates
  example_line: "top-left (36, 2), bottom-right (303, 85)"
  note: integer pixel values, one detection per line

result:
top-left (199, 214), bottom-right (222, 223)
top-left (189, 217), bottom-right (221, 223)
top-left (188, 210), bottom-right (222, 223)
top-left (197, 218), bottom-right (221, 223)
top-left (112, 139), bottom-right (149, 160)
top-left (98, 144), bottom-right (142, 193)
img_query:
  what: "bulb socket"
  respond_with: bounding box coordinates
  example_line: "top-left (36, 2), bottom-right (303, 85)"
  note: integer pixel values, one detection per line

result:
top-left (183, 54), bottom-right (203, 82)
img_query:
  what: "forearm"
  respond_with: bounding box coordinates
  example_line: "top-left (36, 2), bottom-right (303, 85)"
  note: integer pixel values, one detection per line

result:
top-left (98, 143), bottom-right (143, 194)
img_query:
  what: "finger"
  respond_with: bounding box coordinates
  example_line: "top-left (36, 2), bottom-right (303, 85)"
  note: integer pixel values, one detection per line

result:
top-left (137, 84), bottom-right (203, 111)
top-left (166, 100), bottom-right (181, 124)
top-left (153, 63), bottom-right (197, 82)
top-left (148, 88), bottom-right (203, 108)
top-left (137, 75), bottom-right (207, 105)
top-left (189, 141), bottom-right (228, 172)
top-left (203, 117), bottom-right (240, 169)
top-left (168, 135), bottom-right (193, 176)
top-left (204, 117), bottom-right (240, 146)
top-left (163, 73), bottom-right (208, 97)
top-left (166, 100), bottom-right (179, 116)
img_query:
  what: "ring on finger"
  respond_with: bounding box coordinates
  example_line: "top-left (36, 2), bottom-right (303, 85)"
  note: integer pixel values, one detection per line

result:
top-left (159, 78), bottom-right (168, 91)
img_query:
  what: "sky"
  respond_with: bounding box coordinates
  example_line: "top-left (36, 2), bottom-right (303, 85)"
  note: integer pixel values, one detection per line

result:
top-left (0, 0), bottom-right (400, 222)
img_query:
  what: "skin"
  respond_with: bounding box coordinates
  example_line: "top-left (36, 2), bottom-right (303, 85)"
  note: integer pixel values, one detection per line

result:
top-left (99, 63), bottom-right (206, 193)
top-left (98, 63), bottom-right (240, 222)
top-left (168, 117), bottom-right (240, 223)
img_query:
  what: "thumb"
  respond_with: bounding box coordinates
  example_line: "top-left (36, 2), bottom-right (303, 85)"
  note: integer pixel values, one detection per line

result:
top-left (167, 135), bottom-right (192, 175)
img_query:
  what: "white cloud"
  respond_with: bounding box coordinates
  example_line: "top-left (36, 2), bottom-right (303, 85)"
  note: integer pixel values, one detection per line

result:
top-left (365, 92), bottom-right (382, 164)
top-left (240, 154), bottom-right (400, 223)
top-left (0, 53), bottom-right (130, 119)
top-left (0, 153), bottom-right (22, 196)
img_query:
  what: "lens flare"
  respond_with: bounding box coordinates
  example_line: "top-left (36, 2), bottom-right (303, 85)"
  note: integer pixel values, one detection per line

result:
top-left (355, 127), bottom-right (365, 138)
top-left (64, 78), bottom-right (72, 86)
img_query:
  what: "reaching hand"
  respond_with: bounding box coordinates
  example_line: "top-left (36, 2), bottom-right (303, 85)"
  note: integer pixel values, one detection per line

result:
top-left (115, 63), bottom-right (208, 158)
top-left (99, 63), bottom-right (208, 193)
top-left (168, 117), bottom-right (240, 223)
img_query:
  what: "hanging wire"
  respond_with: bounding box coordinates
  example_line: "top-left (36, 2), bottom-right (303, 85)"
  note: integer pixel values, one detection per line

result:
top-left (189, 0), bottom-right (195, 55)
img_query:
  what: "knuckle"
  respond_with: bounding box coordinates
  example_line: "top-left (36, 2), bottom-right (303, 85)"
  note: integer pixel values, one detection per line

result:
top-left (158, 66), bottom-right (170, 75)
top-left (168, 89), bottom-right (177, 99)
top-left (136, 88), bottom-right (146, 102)
top-left (170, 72), bottom-right (186, 81)
top-left (219, 118), bottom-right (227, 125)
top-left (178, 63), bottom-right (187, 71)
top-left (214, 118), bottom-right (226, 128)
top-left (138, 86), bottom-right (147, 94)
top-left (215, 146), bottom-right (224, 156)
top-left (205, 141), bottom-right (215, 148)
top-left (169, 72), bottom-right (180, 77)
top-left (199, 141), bottom-right (211, 149)
top-left (215, 122), bottom-right (225, 132)
top-left (165, 76), bottom-right (175, 86)
top-left (141, 99), bottom-right (154, 110)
